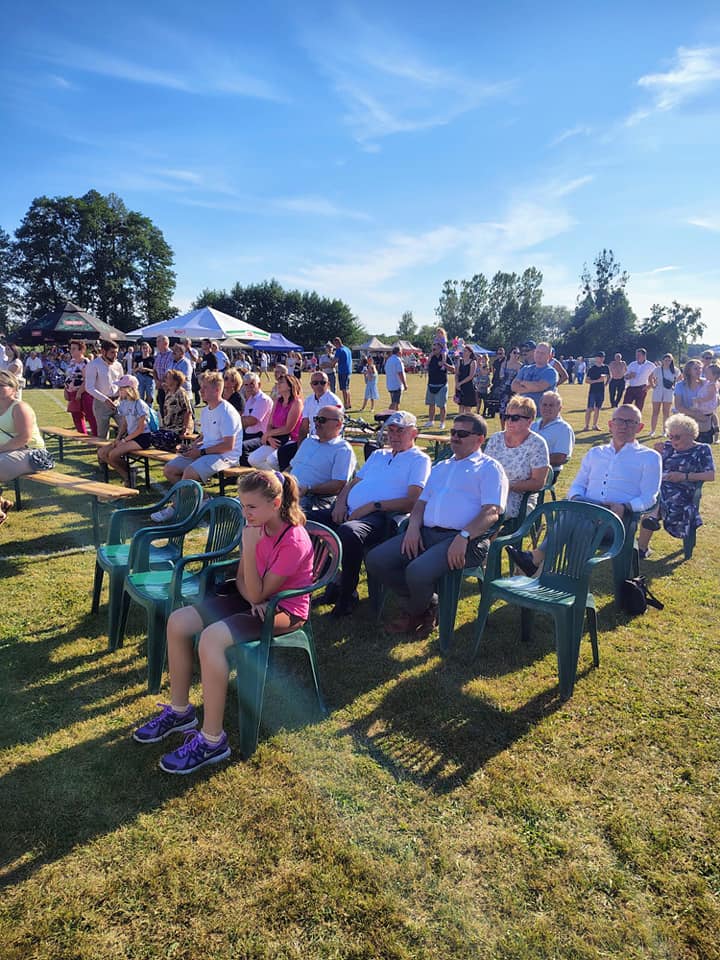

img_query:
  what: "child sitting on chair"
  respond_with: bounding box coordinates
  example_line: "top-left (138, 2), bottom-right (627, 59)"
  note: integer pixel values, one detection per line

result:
top-left (132, 470), bottom-right (314, 774)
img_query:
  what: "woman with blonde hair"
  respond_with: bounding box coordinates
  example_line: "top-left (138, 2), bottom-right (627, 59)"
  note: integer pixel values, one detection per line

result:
top-left (484, 395), bottom-right (550, 519)
top-left (0, 370), bottom-right (47, 498)
top-left (96, 374), bottom-right (152, 485)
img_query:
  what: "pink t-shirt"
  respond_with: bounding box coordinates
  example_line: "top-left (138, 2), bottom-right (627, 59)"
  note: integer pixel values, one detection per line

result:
top-left (255, 523), bottom-right (314, 620)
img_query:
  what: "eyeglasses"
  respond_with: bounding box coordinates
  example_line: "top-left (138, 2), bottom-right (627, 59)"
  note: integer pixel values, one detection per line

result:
top-left (666, 433), bottom-right (684, 440)
top-left (510, 350), bottom-right (520, 355)
top-left (612, 417), bottom-right (640, 427)
top-left (506, 414), bottom-right (531, 422)
top-left (310, 380), bottom-right (326, 385)
top-left (313, 416), bottom-right (342, 425)
top-left (450, 428), bottom-right (477, 438)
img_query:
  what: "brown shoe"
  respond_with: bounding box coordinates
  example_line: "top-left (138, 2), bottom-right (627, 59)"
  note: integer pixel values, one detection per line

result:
top-left (414, 603), bottom-right (439, 640)
top-left (386, 611), bottom-right (415, 634)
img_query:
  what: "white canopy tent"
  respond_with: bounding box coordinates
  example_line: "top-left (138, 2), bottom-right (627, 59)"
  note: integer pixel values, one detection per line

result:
top-left (128, 307), bottom-right (270, 342)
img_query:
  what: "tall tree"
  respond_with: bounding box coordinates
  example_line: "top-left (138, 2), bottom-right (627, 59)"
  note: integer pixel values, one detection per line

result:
top-left (640, 301), bottom-right (705, 359)
top-left (559, 249), bottom-right (637, 356)
top-left (396, 310), bottom-right (417, 340)
top-left (11, 191), bottom-right (176, 330)
top-left (435, 280), bottom-right (466, 340)
top-left (0, 227), bottom-right (17, 336)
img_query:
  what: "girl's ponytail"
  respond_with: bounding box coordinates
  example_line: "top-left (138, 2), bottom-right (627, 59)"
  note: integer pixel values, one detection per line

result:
top-left (277, 472), bottom-right (305, 526)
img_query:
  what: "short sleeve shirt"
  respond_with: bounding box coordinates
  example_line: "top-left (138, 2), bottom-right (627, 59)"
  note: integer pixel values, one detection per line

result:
top-left (484, 430), bottom-right (549, 518)
top-left (336, 347), bottom-right (352, 375)
top-left (516, 363), bottom-right (559, 406)
top-left (347, 446), bottom-right (430, 513)
top-left (420, 452), bottom-right (508, 529)
top-left (255, 524), bottom-right (314, 620)
top-left (200, 399), bottom-right (243, 457)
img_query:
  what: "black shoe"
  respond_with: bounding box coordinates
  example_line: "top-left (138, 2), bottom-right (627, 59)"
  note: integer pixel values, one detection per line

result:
top-left (506, 545), bottom-right (538, 577)
top-left (641, 516), bottom-right (661, 531)
top-left (331, 592), bottom-right (359, 617)
top-left (313, 581), bottom-right (340, 606)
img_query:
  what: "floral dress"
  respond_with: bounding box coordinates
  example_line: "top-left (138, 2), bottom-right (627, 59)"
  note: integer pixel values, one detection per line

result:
top-left (659, 441), bottom-right (715, 538)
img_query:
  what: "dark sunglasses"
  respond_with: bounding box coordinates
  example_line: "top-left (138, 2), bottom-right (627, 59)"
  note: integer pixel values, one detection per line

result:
top-left (450, 428), bottom-right (477, 438)
top-left (510, 350), bottom-right (520, 355)
top-left (314, 416), bottom-right (342, 425)
top-left (310, 379), bottom-right (326, 385)
top-left (506, 414), bottom-right (531, 422)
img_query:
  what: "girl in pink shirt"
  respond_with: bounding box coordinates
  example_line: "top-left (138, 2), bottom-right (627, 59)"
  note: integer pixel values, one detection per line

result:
top-left (133, 470), bottom-right (314, 774)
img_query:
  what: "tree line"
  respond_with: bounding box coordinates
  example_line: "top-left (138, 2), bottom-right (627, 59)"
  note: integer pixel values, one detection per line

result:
top-left (395, 250), bottom-right (706, 360)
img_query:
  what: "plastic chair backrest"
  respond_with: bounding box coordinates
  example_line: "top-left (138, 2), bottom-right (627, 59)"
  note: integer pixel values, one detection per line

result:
top-left (165, 480), bottom-right (206, 551)
top-left (306, 520), bottom-right (342, 592)
top-left (538, 501), bottom-right (625, 589)
top-left (199, 496), bottom-right (246, 564)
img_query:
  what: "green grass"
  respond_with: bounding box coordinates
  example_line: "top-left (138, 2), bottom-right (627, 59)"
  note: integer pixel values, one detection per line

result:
top-left (1, 377), bottom-right (719, 959)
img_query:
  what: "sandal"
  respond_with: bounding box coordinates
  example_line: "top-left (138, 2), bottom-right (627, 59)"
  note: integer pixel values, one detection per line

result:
top-left (641, 516), bottom-right (661, 531)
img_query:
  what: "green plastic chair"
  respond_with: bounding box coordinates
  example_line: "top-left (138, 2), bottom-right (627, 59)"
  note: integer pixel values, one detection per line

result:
top-left (472, 501), bottom-right (625, 700)
top-left (91, 480), bottom-right (204, 650)
top-left (224, 521), bottom-right (342, 759)
top-left (122, 496), bottom-right (245, 692)
top-left (611, 508), bottom-right (646, 608)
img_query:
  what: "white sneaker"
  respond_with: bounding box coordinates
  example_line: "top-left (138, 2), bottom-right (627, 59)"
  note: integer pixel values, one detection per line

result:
top-left (150, 505), bottom-right (175, 523)
top-left (649, 431), bottom-right (656, 438)
top-left (421, 420), bottom-right (434, 429)
top-left (438, 421), bottom-right (446, 431)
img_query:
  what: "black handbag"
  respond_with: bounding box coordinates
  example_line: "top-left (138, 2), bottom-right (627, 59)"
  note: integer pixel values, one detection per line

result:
top-left (621, 576), bottom-right (664, 615)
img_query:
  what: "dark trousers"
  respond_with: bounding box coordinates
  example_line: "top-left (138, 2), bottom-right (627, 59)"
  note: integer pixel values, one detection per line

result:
top-left (156, 388), bottom-right (166, 417)
top-left (624, 384), bottom-right (648, 411)
top-left (308, 508), bottom-right (393, 601)
top-left (366, 527), bottom-right (489, 616)
top-left (277, 441), bottom-right (298, 471)
top-left (609, 378), bottom-right (625, 407)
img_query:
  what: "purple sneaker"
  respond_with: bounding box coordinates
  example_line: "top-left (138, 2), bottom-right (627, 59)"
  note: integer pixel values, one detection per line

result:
top-left (159, 731), bottom-right (231, 775)
top-left (132, 703), bottom-right (198, 744)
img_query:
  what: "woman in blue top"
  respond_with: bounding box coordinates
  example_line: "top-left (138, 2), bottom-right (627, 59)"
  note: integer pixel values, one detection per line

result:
top-left (97, 374), bottom-right (152, 486)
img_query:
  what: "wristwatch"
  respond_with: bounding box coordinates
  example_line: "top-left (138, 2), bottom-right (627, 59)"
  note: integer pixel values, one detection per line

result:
top-left (459, 529), bottom-right (470, 539)
top-left (373, 501), bottom-right (382, 510)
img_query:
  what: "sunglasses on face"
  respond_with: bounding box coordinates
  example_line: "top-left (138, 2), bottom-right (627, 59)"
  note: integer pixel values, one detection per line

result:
top-left (612, 417), bottom-right (640, 427)
top-left (313, 416), bottom-right (342, 425)
top-left (510, 350), bottom-right (520, 355)
top-left (450, 428), bottom-right (478, 438)
top-left (506, 414), bottom-right (531, 422)
top-left (666, 433), bottom-right (684, 440)
top-left (311, 380), bottom-right (326, 385)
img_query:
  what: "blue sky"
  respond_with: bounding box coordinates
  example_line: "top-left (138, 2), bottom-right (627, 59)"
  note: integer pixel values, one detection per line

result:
top-left (2, 0), bottom-right (720, 342)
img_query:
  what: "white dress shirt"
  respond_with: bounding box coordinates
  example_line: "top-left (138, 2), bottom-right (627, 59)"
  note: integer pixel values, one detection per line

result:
top-left (567, 440), bottom-right (662, 514)
top-left (84, 356), bottom-right (123, 402)
top-left (420, 451), bottom-right (508, 529)
top-left (301, 389), bottom-right (343, 437)
top-left (625, 360), bottom-right (656, 386)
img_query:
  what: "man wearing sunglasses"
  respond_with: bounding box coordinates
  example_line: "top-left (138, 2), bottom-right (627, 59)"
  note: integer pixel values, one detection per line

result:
top-left (366, 413), bottom-right (508, 638)
top-left (277, 372), bottom-right (343, 470)
top-left (288, 407), bottom-right (356, 512)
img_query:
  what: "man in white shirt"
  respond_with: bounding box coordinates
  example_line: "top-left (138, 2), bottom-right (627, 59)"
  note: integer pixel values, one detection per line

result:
top-left (162, 371), bottom-right (243, 484)
top-left (384, 345), bottom-right (407, 410)
top-left (239, 372), bottom-right (273, 463)
top-left (211, 341), bottom-right (229, 372)
top-left (367, 413), bottom-right (508, 636)
top-left (84, 340), bottom-right (124, 438)
top-left (289, 405), bottom-right (356, 511)
top-left (531, 391), bottom-right (575, 469)
top-left (508, 404), bottom-right (662, 575)
top-left (24, 351), bottom-right (44, 388)
top-left (277, 371), bottom-right (343, 470)
top-left (624, 347), bottom-right (656, 411)
top-left (311, 410), bottom-right (431, 616)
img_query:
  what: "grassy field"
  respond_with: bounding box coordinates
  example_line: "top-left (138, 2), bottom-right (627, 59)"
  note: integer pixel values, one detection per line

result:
top-left (1, 375), bottom-right (719, 960)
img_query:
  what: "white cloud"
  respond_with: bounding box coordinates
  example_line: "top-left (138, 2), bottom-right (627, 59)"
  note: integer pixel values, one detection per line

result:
top-left (548, 125), bottom-right (593, 148)
top-left (549, 175), bottom-right (594, 198)
top-left (626, 45), bottom-right (720, 125)
top-left (274, 195), bottom-right (371, 221)
top-left (48, 74), bottom-right (74, 90)
top-left (37, 40), bottom-right (285, 102)
top-left (687, 216), bottom-right (720, 232)
top-left (301, 10), bottom-right (514, 144)
top-left (633, 265), bottom-right (679, 277)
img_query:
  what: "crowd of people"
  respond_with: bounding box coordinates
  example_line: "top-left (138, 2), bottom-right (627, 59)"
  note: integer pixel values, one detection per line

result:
top-left (0, 331), bottom-right (717, 775)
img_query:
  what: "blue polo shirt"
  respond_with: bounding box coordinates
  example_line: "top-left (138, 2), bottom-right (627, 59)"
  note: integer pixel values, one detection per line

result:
top-left (516, 363), bottom-right (559, 407)
top-left (531, 415), bottom-right (574, 459)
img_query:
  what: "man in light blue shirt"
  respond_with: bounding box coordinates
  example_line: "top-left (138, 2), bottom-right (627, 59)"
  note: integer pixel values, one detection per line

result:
top-left (289, 405), bottom-right (356, 511)
top-left (531, 391), bottom-right (574, 469)
top-left (512, 342), bottom-right (559, 408)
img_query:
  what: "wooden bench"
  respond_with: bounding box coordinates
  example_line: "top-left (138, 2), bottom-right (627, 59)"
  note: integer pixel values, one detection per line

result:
top-left (124, 448), bottom-right (252, 495)
top-left (41, 425), bottom-right (109, 460)
top-left (13, 470), bottom-right (139, 546)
